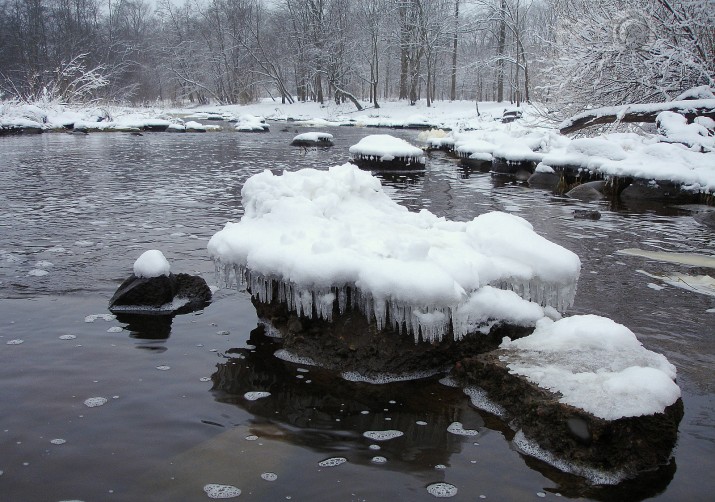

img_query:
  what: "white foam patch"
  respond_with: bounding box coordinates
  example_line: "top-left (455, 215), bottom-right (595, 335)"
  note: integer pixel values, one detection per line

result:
top-left (245, 435), bottom-right (258, 441)
top-left (463, 387), bottom-right (507, 418)
top-left (244, 391), bottom-right (271, 401)
top-left (341, 369), bottom-right (442, 384)
top-left (156, 365), bottom-right (171, 371)
top-left (203, 483), bottom-right (242, 499)
top-left (416, 421), bottom-right (428, 426)
top-left (434, 464), bottom-right (447, 470)
top-left (261, 472), bottom-right (278, 481)
top-left (50, 439), bottom-right (66, 445)
top-left (362, 430), bottom-right (404, 441)
top-left (512, 430), bottom-right (625, 484)
top-left (6, 339), bottom-right (24, 345)
top-left (427, 482), bottom-right (458, 498)
top-left (318, 457), bottom-right (347, 467)
top-left (107, 326), bottom-right (123, 333)
top-left (371, 456), bottom-right (387, 464)
top-left (447, 422), bottom-right (479, 436)
top-left (59, 335), bottom-right (77, 340)
top-left (84, 397), bottom-right (107, 408)
top-left (438, 376), bottom-right (459, 387)
top-left (273, 349), bottom-right (317, 366)
top-left (647, 283), bottom-right (665, 291)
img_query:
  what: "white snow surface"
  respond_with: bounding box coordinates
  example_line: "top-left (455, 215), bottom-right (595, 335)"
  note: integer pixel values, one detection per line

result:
top-left (292, 131), bottom-right (334, 142)
top-left (133, 250), bottom-right (170, 278)
top-left (499, 315), bottom-right (680, 420)
top-left (349, 134), bottom-right (423, 160)
top-left (208, 164), bottom-right (580, 342)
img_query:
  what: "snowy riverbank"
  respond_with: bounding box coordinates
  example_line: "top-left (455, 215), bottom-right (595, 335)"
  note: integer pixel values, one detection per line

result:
top-left (2, 97), bottom-right (714, 196)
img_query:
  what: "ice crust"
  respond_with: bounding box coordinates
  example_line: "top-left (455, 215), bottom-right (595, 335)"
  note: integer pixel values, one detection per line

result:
top-left (500, 315), bottom-right (681, 420)
top-left (208, 164), bottom-right (580, 342)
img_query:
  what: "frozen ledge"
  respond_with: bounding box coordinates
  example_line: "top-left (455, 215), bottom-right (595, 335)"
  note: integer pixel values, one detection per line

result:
top-left (208, 164), bottom-right (580, 343)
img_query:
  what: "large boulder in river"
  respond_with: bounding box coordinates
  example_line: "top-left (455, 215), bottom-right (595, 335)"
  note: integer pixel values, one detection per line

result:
top-left (108, 250), bottom-right (211, 315)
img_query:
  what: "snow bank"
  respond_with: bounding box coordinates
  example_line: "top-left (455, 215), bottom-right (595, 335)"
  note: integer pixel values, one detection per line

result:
top-left (208, 164), bottom-right (580, 342)
top-left (235, 114), bottom-right (269, 132)
top-left (500, 315), bottom-right (680, 420)
top-left (133, 250), bottom-right (171, 278)
top-left (349, 134), bottom-right (423, 161)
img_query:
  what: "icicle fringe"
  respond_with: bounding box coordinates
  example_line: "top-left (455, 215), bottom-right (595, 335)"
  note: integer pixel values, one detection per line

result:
top-left (215, 261), bottom-right (577, 344)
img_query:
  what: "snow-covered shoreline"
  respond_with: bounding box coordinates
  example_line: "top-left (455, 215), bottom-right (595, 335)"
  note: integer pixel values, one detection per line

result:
top-left (2, 97), bottom-right (713, 196)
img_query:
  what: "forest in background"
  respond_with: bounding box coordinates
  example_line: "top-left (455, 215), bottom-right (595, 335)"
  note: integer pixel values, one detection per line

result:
top-left (0, 0), bottom-right (713, 117)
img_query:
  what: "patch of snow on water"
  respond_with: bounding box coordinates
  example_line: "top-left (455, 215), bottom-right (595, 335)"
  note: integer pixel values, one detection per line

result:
top-left (260, 472), bottom-right (278, 481)
top-left (362, 430), bottom-right (404, 441)
top-left (318, 457), bottom-right (347, 467)
top-left (50, 439), bottom-right (66, 445)
top-left (447, 422), bottom-right (479, 436)
top-left (426, 482), bottom-right (458, 498)
top-left (83, 397), bottom-right (108, 408)
top-left (463, 387), bottom-right (507, 418)
top-left (244, 391), bottom-right (271, 401)
top-left (59, 334), bottom-right (77, 340)
top-left (371, 456), bottom-right (387, 464)
top-left (203, 484), bottom-right (242, 499)
top-left (273, 349), bottom-right (317, 366)
top-left (341, 369), bottom-right (443, 384)
top-left (84, 314), bottom-right (116, 323)
top-left (6, 339), bottom-right (24, 345)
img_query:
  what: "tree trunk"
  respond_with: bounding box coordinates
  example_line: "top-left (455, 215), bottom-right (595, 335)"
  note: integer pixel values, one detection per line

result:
top-left (496, 0), bottom-right (506, 102)
top-left (450, 0), bottom-right (459, 101)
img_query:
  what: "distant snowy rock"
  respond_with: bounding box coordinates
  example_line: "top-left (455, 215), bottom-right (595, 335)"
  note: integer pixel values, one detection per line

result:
top-left (291, 131), bottom-right (334, 147)
top-left (235, 114), bottom-right (269, 132)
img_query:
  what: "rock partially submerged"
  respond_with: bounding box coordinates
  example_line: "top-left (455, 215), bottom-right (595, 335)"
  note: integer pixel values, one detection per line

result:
top-left (453, 315), bottom-right (683, 481)
top-left (349, 134), bottom-right (425, 170)
top-left (109, 250), bottom-right (211, 315)
top-left (291, 131), bottom-right (334, 147)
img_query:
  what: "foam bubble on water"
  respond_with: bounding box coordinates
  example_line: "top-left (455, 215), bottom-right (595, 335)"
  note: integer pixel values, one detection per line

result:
top-left (438, 376), bottom-right (459, 388)
top-left (59, 335), bottom-right (77, 340)
top-left (50, 439), bottom-right (66, 445)
top-left (245, 435), bottom-right (258, 441)
top-left (296, 368), bottom-right (309, 373)
top-left (434, 464), bottom-right (447, 470)
top-left (363, 430), bottom-right (404, 441)
top-left (261, 472), bottom-right (278, 481)
top-left (216, 330), bottom-right (230, 336)
top-left (6, 339), bottom-right (24, 345)
top-left (369, 444), bottom-right (381, 450)
top-left (244, 391), bottom-right (271, 401)
top-left (318, 457), bottom-right (347, 467)
top-left (84, 314), bottom-right (116, 323)
top-left (426, 482), bottom-right (458, 498)
top-left (512, 430), bottom-right (625, 484)
top-left (156, 365), bottom-right (171, 371)
top-left (341, 369), bottom-right (442, 384)
top-left (416, 421), bottom-right (428, 426)
top-left (200, 377), bottom-right (211, 382)
top-left (84, 397), bottom-right (107, 408)
top-left (447, 422), bottom-right (479, 436)
top-left (75, 240), bottom-right (95, 247)
top-left (537, 493), bottom-right (546, 498)
top-left (107, 326), bottom-right (123, 333)
top-left (371, 456), bottom-right (387, 464)
top-left (274, 349), bottom-right (317, 366)
top-left (463, 387), bottom-right (507, 418)
top-left (28, 269), bottom-right (49, 277)
top-left (203, 483), bottom-right (242, 499)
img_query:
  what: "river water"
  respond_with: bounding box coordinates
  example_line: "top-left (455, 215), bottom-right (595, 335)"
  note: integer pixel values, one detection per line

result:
top-left (0, 125), bottom-right (713, 501)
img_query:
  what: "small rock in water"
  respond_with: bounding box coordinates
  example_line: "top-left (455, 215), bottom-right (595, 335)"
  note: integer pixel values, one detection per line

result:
top-left (203, 483), bottom-right (242, 499)
top-left (573, 209), bottom-right (601, 220)
top-left (426, 482), bottom-right (458, 498)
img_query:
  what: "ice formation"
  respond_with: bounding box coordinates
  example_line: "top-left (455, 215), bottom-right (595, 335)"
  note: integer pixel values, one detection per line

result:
top-left (208, 164), bottom-right (580, 342)
top-left (499, 315), bottom-right (681, 420)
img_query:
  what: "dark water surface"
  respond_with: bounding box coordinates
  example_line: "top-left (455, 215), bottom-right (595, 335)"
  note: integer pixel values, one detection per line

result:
top-left (1, 126), bottom-right (713, 501)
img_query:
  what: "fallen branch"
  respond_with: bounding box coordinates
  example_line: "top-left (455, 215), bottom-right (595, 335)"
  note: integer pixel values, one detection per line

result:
top-left (559, 99), bottom-right (715, 135)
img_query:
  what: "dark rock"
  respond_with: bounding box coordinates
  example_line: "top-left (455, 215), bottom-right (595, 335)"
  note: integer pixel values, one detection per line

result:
top-left (566, 181), bottom-right (606, 201)
top-left (250, 293), bottom-right (530, 377)
top-left (501, 109), bottom-right (523, 123)
top-left (290, 137), bottom-right (334, 148)
top-left (620, 179), bottom-right (700, 203)
top-left (452, 353), bottom-right (683, 478)
top-left (527, 171), bottom-right (561, 190)
top-left (109, 272), bottom-right (211, 315)
top-left (351, 156), bottom-right (426, 171)
top-left (491, 157), bottom-right (537, 178)
top-left (573, 209), bottom-right (602, 220)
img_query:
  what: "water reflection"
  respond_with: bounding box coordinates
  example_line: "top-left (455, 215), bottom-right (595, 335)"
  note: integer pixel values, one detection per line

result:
top-left (114, 312), bottom-right (174, 340)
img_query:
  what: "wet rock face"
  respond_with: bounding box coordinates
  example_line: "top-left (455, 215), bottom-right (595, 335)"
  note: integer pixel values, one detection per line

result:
top-left (452, 353), bottom-right (684, 478)
top-left (566, 181), bottom-right (606, 201)
top-left (251, 296), bottom-right (531, 376)
top-left (109, 272), bottom-right (211, 315)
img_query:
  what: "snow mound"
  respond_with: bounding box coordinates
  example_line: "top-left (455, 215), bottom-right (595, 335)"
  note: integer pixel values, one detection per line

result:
top-left (133, 250), bottom-right (170, 278)
top-left (499, 315), bottom-right (681, 420)
top-left (208, 164), bottom-right (580, 342)
top-left (349, 134), bottom-right (423, 161)
top-left (235, 114), bottom-right (269, 132)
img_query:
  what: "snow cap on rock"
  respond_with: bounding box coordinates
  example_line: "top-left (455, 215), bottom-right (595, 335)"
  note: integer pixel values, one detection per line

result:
top-left (133, 250), bottom-right (171, 278)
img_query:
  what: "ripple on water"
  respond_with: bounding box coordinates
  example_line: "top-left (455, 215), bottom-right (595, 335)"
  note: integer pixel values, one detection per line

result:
top-left (427, 482), bottom-right (458, 498)
top-left (203, 484), bottom-right (242, 499)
